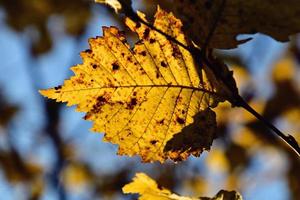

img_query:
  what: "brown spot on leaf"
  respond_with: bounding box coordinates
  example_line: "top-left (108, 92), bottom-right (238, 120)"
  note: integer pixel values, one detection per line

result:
top-left (150, 140), bottom-right (158, 145)
top-left (149, 38), bottom-right (155, 44)
top-left (176, 117), bottom-right (185, 124)
top-left (157, 119), bottom-right (165, 125)
top-left (143, 28), bottom-right (150, 39)
top-left (54, 85), bottom-right (62, 90)
top-left (127, 57), bottom-right (132, 62)
top-left (92, 64), bottom-right (97, 69)
top-left (97, 96), bottom-right (107, 104)
top-left (112, 62), bottom-right (120, 71)
top-left (140, 51), bottom-right (147, 56)
top-left (91, 95), bottom-right (108, 114)
top-left (127, 97), bottom-right (137, 109)
top-left (76, 78), bottom-right (84, 84)
top-left (171, 45), bottom-right (181, 58)
top-left (135, 22), bottom-right (141, 28)
top-left (156, 72), bottom-right (161, 78)
top-left (160, 61), bottom-right (167, 67)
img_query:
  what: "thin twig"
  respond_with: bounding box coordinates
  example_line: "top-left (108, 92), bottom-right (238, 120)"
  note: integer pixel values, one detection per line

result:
top-left (236, 97), bottom-right (300, 157)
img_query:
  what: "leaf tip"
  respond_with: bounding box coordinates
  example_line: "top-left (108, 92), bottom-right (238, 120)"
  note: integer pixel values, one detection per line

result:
top-left (39, 89), bottom-right (50, 97)
top-left (39, 86), bottom-right (62, 99)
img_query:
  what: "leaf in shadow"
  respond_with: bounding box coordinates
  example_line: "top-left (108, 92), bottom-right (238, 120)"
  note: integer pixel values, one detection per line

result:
top-left (164, 108), bottom-right (217, 162)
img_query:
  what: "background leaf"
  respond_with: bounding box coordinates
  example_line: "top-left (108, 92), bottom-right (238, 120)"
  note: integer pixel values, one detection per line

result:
top-left (158, 0), bottom-right (300, 49)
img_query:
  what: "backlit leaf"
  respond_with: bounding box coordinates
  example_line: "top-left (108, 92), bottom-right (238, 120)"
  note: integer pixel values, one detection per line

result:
top-left (123, 173), bottom-right (243, 200)
top-left (40, 7), bottom-right (235, 162)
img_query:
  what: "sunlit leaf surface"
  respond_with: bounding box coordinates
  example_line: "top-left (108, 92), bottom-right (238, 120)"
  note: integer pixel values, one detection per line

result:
top-left (40, 7), bottom-right (235, 162)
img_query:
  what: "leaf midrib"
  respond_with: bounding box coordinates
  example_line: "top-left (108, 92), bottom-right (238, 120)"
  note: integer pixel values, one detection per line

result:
top-left (57, 84), bottom-right (218, 95)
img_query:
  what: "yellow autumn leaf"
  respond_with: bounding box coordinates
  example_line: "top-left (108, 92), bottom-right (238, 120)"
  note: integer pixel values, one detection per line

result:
top-left (123, 173), bottom-right (196, 200)
top-left (40, 7), bottom-right (234, 162)
top-left (123, 173), bottom-right (243, 200)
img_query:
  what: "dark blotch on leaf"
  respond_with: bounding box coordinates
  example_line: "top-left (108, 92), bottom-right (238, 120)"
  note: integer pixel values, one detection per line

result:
top-left (176, 117), bottom-right (185, 124)
top-left (92, 64), bottom-right (97, 69)
top-left (149, 38), bottom-right (155, 44)
top-left (156, 72), bottom-right (161, 78)
top-left (160, 61), bottom-right (167, 67)
top-left (143, 28), bottom-right (150, 39)
top-left (97, 96), bottom-right (107, 105)
top-left (135, 22), bottom-right (141, 28)
top-left (172, 46), bottom-right (181, 58)
top-left (127, 57), bottom-right (132, 62)
top-left (127, 98), bottom-right (137, 109)
top-left (90, 95), bottom-right (108, 114)
top-left (112, 62), bottom-right (120, 71)
top-left (54, 85), bottom-right (62, 90)
top-left (150, 140), bottom-right (158, 145)
top-left (158, 119), bottom-right (165, 124)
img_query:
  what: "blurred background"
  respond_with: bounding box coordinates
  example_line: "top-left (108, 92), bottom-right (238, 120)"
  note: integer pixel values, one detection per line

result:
top-left (0, 0), bottom-right (300, 199)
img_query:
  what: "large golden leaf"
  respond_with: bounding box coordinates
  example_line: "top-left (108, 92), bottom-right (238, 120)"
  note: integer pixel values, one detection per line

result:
top-left (123, 173), bottom-right (243, 200)
top-left (40, 7), bottom-right (233, 162)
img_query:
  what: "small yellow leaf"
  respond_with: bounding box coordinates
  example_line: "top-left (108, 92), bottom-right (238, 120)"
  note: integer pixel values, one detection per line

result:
top-left (122, 173), bottom-right (197, 200)
top-left (40, 7), bottom-right (235, 162)
top-left (123, 173), bottom-right (243, 200)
